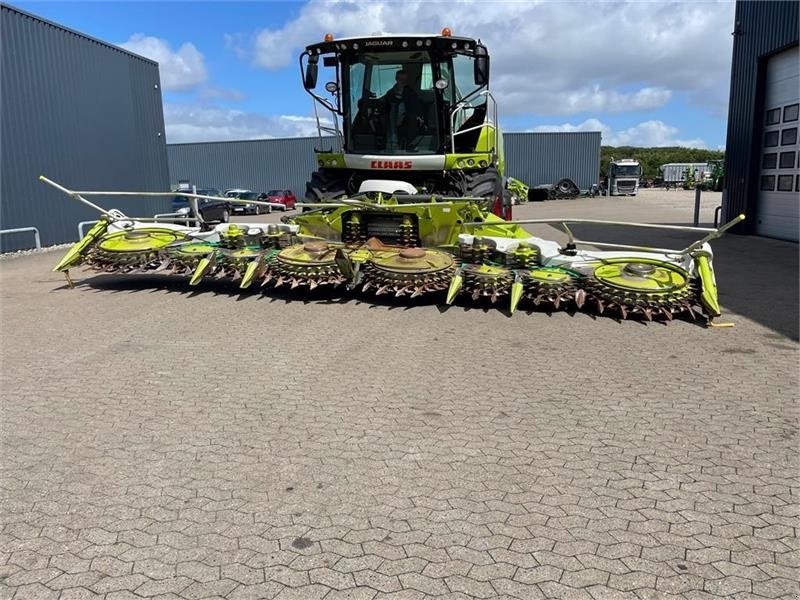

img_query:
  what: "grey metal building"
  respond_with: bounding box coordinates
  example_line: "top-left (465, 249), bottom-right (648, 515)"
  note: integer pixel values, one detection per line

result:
top-left (504, 132), bottom-right (600, 192)
top-left (0, 4), bottom-right (170, 251)
top-left (166, 132), bottom-right (601, 198)
top-left (724, 0), bottom-right (799, 241)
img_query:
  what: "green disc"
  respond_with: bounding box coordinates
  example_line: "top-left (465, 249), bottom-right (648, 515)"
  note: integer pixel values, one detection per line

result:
top-left (97, 229), bottom-right (185, 253)
top-left (168, 241), bottom-right (217, 256)
top-left (593, 259), bottom-right (688, 293)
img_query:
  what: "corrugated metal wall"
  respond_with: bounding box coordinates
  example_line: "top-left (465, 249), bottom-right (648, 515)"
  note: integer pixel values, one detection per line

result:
top-left (0, 4), bottom-right (170, 251)
top-left (504, 132), bottom-right (600, 191)
top-left (724, 0), bottom-right (799, 234)
top-left (168, 137), bottom-right (324, 199)
top-left (167, 132), bottom-right (601, 196)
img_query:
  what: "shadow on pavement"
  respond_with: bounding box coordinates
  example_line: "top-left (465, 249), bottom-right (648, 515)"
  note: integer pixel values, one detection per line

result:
top-left (561, 223), bottom-right (799, 341)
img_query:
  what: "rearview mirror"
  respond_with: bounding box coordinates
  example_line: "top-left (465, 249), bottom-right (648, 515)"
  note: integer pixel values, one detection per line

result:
top-left (304, 55), bottom-right (319, 90)
top-left (474, 44), bottom-right (489, 86)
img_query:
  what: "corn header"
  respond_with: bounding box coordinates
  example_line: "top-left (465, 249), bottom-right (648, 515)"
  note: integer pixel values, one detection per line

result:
top-left (43, 176), bottom-right (742, 323)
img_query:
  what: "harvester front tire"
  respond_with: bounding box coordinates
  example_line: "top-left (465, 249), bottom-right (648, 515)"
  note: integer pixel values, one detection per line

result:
top-left (462, 167), bottom-right (503, 200)
top-left (305, 169), bottom-right (348, 204)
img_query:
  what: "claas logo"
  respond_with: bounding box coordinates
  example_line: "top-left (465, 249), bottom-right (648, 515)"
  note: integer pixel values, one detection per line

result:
top-left (370, 160), bottom-right (413, 169)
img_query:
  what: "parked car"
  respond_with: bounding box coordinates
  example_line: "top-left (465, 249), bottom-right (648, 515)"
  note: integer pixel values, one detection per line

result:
top-left (261, 189), bottom-right (297, 211)
top-left (171, 188), bottom-right (232, 223)
top-left (228, 191), bottom-right (268, 215)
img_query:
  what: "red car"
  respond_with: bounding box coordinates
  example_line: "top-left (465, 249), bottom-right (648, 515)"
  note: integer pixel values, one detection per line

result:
top-left (260, 189), bottom-right (297, 211)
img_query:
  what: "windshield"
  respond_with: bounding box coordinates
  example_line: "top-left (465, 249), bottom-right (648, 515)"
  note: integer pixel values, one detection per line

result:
top-left (267, 190), bottom-right (282, 196)
top-left (345, 51), bottom-right (441, 155)
top-left (239, 192), bottom-right (259, 200)
top-left (612, 165), bottom-right (641, 177)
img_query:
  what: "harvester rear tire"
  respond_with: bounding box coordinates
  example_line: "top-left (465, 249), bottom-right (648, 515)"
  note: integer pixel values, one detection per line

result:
top-left (305, 168), bottom-right (349, 204)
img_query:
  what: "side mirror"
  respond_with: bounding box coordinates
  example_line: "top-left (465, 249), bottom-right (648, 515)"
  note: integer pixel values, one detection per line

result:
top-left (304, 55), bottom-right (319, 90)
top-left (473, 44), bottom-right (489, 86)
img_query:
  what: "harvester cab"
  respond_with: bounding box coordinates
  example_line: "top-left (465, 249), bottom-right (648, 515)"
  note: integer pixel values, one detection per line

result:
top-left (300, 28), bottom-right (510, 218)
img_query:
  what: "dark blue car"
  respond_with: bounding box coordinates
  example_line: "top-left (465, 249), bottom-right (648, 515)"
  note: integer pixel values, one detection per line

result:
top-left (171, 188), bottom-right (232, 223)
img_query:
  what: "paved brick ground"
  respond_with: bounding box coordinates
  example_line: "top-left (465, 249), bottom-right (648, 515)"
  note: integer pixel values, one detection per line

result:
top-left (1, 192), bottom-right (798, 599)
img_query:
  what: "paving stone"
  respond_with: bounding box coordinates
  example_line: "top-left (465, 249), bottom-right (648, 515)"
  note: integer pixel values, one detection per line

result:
top-left (397, 572), bottom-right (448, 596)
top-left (353, 569), bottom-right (402, 593)
top-left (704, 575), bottom-right (752, 596)
top-left (444, 574), bottom-right (496, 598)
top-left (608, 571), bottom-right (657, 592)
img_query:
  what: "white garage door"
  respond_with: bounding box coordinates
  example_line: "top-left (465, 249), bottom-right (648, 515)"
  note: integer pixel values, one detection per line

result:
top-left (757, 45), bottom-right (799, 241)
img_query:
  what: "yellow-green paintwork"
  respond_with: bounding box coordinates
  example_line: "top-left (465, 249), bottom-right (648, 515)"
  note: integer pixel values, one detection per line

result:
top-left (97, 229), bottom-right (185, 253)
top-left (509, 280), bottom-right (523, 315)
top-left (240, 257), bottom-right (262, 289)
top-left (52, 218), bottom-right (109, 272)
top-left (593, 261), bottom-right (688, 292)
top-left (527, 267), bottom-right (573, 283)
top-left (190, 256), bottom-right (214, 286)
top-left (695, 254), bottom-right (721, 317)
top-left (292, 200), bottom-right (530, 247)
top-left (315, 152), bottom-right (346, 168)
top-left (446, 272), bottom-right (463, 305)
top-left (315, 123), bottom-right (504, 176)
top-left (443, 153), bottom-right (495, 170)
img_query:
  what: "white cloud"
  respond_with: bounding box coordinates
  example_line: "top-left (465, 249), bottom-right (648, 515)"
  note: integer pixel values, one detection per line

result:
top-left (532, 118), bottom-right (707, 148)
top-left (238, 0), bottom-right (733, 116)
top-left (163, 103), bottom-right (330, 143)
top-left (559, 86), bottom-right (672, 115)
top-left (120, 34), bottom-right (207, 91)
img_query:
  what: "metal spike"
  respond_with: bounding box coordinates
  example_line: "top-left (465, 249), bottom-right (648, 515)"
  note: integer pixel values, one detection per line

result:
top-left (309, 280), bottom-right (319, 290)
top-left (685, 304), bottom-right (697, 320)
top-left (619, 304), bottom-right (628, 320)
top-left (471, 289), bottom-right (481, 301)
top-left (155, 258), bottom-right (171, 272)
top-left (376, 284), bottom-right (392, 295)
top-left (290, 278), bottom-right (301, 289)
top-left (574, 288), bottom-right (586, 309)
top-left (275, 276), bottom-right (285, 287)
top-left (553, 296), bottom-right (561, 310)
top-left (643, 308), bottom-right (653, 321)
top-left (596, 299), bottom-right (605, 314)
top-left (661, 307), bottom-right (673, 321)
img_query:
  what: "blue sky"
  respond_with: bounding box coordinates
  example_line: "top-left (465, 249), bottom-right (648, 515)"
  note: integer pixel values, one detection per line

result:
top-left (16, 1), bottom-right (735, 148)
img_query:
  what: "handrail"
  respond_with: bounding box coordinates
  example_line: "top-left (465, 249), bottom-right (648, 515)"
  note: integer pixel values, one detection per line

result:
top-left (450, 90), bottom-right (498, 155)
top-left (313, 100), bottom-right (344, 151)
top-left (1, 227), bottom-right (41, 250)
top-left (78, 220), bottom-right (100, 239)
